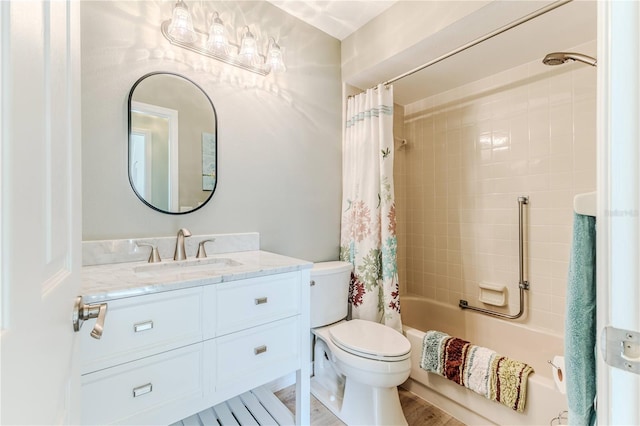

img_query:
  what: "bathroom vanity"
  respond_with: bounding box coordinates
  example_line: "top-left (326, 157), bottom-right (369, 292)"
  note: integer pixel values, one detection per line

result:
top-left (78, 233), bottom-right (311, 425)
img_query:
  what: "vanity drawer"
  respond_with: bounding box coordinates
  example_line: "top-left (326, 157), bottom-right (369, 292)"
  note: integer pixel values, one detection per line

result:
top-left (208, 272), bottom-right (300, 337)
top-left (81, 343), bottom-right (203, 425)
top-left (214, 316), bottom-right (300, 391)
top-left (81, 287), bottom-right (203, 374)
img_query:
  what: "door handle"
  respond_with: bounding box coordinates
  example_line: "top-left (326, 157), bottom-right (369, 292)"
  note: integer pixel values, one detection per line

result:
top-left (72, 296), bottom-right (108, 339)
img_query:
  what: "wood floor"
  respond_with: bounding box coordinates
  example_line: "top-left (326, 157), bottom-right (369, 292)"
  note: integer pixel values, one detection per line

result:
top-left (275, 386), bottom-right (465, 426)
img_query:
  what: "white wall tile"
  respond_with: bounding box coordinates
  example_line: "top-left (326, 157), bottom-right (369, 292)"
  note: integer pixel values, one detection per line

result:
top-left (399, 42), bottom-right (596, 334)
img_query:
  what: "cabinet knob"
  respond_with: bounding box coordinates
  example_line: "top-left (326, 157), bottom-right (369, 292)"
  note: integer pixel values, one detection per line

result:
top-left (254, 297), bottom-right (268, 305)
top-left (72, 296), bottom-right (108, 339)
top-left (254, 345), bottom-right (267, 355)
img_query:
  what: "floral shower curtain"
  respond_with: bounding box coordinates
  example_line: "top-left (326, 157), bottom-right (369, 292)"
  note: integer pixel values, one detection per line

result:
top-left (340, 84), bottom-right (402, 333)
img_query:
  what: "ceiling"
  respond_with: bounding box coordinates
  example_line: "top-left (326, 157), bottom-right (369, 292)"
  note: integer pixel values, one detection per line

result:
top-left (267, 0), bottom-right (396, 40)
top-left (355, 0), bottom-right (598, 105)
top-left (268, 1), bottom-right (597, 105)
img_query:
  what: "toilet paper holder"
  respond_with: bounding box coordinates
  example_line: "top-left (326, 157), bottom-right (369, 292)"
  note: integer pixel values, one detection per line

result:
top-left (548, 359), bottom-right (563, 380)
top-left (548, 357), bottom-right (566, 394)
top-left (547, 359), bottom-right (560, 369)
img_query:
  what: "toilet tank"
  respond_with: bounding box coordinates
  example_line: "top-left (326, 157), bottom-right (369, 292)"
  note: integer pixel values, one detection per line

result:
top-left (310, 261), bottom-right (353, 328)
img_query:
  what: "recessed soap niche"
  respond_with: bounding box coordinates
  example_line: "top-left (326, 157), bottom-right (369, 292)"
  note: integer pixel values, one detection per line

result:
top-left (478, 282), bottom-right (507, 306)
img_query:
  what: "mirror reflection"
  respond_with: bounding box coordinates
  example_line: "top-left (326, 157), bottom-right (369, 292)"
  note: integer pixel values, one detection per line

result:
top-left (128, 72), bottom-right (217, 214)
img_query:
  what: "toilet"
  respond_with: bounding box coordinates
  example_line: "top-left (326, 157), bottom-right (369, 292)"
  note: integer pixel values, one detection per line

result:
top-left (310, 261), bottom-right (412, 426)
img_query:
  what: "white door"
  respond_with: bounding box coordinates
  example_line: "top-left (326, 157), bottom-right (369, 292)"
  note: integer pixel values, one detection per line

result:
top-left (597, 1), bottom-right (640, 424)
top-left (0, 1), bottom-right (82, 424)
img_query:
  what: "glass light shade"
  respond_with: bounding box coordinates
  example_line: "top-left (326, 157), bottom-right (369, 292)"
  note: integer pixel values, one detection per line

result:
top-left (167, 0), bottom-right (197, 43)
top-left (238, 27), bottom-right (259, 65)
top-left (206, 12), bottom-right (230, 54)
top-left (266, 39), bottom-right (286, 73)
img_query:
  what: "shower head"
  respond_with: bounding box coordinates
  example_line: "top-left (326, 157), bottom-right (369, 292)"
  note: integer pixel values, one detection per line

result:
top-left (542, 52), bottom-right (597, 67)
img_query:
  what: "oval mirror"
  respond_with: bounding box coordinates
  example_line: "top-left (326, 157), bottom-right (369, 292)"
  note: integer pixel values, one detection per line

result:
top-left (128, 72), bottom-right (217, 214)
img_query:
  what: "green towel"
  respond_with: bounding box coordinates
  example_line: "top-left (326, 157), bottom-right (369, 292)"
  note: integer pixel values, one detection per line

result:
top-left (420, 330), bottom-right (449, 374)
top-left (565, 213), bottom-right (596, 426)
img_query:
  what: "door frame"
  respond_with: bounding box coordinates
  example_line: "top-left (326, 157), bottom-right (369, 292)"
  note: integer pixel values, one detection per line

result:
top-left (130, 100), bottom-right (180, 212)
top-left (596, 1), bottom-right (640, 424)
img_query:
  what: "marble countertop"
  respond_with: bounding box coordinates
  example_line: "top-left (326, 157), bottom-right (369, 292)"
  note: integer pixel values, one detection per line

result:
top-left (82, 250), bottom-right (313, 304)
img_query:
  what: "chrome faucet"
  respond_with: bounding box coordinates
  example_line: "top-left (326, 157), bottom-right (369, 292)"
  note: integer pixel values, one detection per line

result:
top-left (173, 228), bottom-right (192, 261)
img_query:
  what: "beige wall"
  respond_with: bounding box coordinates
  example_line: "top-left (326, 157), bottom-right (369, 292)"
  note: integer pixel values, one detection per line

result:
top-left (81, 1), bottom-right (342, 261)
top-left (397, 41), bottom-right (597, 335)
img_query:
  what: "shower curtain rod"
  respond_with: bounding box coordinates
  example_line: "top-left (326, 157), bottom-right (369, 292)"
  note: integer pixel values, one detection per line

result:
top-left (355, 0), bottom-right (572, 93)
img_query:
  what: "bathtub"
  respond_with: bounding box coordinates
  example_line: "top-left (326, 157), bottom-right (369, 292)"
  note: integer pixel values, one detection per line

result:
top-left (400, 296), bottom-right (568, 425)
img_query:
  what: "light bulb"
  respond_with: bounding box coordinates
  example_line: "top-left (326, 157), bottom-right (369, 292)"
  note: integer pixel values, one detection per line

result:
top-left (239, 27), bottom-right (259, 65)
top-left (167, 0), bottom-right (197, 43)
top-left (266, 38), bottom-right (286, 73)
top-left (206, 12), bottom-right (230, 54)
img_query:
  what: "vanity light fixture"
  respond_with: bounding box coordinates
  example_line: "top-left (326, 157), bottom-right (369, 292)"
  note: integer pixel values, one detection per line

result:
top-left (161, 2), bottom-right (285, 76)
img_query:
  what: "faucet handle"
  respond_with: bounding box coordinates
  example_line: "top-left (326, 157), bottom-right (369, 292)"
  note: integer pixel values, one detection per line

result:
top-left (196, 239), bottom-right (216, 259)
top-left (136, 242), bottom-right (162, 263)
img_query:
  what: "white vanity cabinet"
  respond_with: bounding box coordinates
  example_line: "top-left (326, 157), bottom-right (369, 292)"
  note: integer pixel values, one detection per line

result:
top-left (80, 269), bottom-right (310, 426)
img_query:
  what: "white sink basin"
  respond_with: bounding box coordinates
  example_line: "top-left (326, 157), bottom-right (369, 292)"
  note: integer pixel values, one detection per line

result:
top-left (134, 257), bottom-right (242, 274)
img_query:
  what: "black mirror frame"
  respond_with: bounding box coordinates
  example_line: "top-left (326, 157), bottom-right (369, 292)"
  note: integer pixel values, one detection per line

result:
top-left (127, 72), bottom-right (218, 215)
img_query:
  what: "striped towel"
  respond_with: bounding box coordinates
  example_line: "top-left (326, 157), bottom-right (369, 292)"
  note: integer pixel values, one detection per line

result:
top-left (463, 345), bottom-right (496, 397)
top-left (420, 330), bottom-right (534, 413)
top-left (420, 330), bottom-right (449, 375)
top-left (444, 337), bottom-right (470, 384)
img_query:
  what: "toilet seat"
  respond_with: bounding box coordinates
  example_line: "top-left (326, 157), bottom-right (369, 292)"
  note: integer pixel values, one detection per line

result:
top-left (328, 319), bottom-right (411, 362)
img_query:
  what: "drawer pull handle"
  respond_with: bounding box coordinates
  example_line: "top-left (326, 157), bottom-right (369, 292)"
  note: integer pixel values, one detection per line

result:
top-left (255, 297), bottom-right (268, 305)
top-left (134, 321), bottom-right (154, 333)
top-left (254, 345), bottom-right (267, 355)
top-left (133, 383), bottom-right (153, 398)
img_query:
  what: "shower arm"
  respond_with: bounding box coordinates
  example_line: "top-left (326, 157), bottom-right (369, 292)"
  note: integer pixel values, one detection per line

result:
top-left (459, 196), bottom-right (530, 320)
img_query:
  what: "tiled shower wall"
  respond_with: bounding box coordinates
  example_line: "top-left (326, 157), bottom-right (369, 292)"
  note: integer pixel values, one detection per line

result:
top-left (395, 41), bottom-right (596, 335)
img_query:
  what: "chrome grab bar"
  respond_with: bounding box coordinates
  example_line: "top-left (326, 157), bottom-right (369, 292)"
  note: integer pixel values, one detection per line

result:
top-left (459, 196), bottom-right (529, 319)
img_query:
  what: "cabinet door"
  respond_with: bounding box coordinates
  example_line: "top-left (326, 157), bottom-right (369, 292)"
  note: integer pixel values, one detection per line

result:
top-left (81, 287), bottom-right (203, 373)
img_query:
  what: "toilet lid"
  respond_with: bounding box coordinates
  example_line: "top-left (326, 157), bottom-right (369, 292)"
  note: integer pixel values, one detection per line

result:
top-left (328, 319), bottom-right (411, 361)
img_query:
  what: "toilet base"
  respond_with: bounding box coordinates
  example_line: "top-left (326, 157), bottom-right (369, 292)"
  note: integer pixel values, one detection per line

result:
top-left (311, 376), bottom-right (408, 426)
